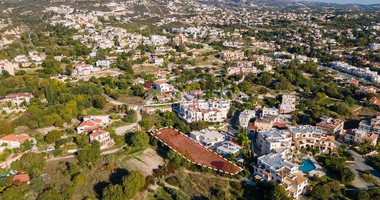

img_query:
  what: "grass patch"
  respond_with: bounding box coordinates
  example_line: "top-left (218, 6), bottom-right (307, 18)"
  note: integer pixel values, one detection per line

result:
top-left (86, 108), bottom-right (106, 115)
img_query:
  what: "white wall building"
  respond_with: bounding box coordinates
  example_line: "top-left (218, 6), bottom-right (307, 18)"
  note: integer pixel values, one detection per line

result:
top-left (190, 129), bottom-right (225, 147)
top-left (239, 110), bottom-right (256, 129)
top-left (178, 99), bottom-right (230, 123)
top-left (256, 129), bottom-right (292, 155)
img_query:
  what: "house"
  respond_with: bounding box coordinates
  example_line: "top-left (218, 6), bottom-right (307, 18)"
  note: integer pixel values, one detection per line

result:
top-left (190, 129), bottom-right (225, 147)
top-left (256, 129), bottom-right (292, 155)
top-left (220, 50), bottom-right (246, 61)
top-left (0, 134), bottom-right (35, 149)
top-left (154, 81), bottom-right (174, 93)
top-left (177, 99), bottom-right (230, 123)
top-left (28, 51), bottom-right (46, 62)
top-left (358, 115), bottom-right (380, 134)
top-left (0, 93), bottom-right (33, 106)
top-left (13, 55), bottom-right (29, 63)
top-left (280, 173), bottom-right (309, 199)
top-left (153, 71), bottom-right (168, 78)
top-left (0, 60), bottom-right (16, 75)
top-left (316, 116), bottom-right (344, 136)
top-left (345, 129), bottom-right (378, 146)
top-left (153, 57), bottom-right (164, 66)
top-left (289, 125), bottom-right (336, 153)
top-left (279, 94), bottom-right (297, 114)
top-left (77, 115), bottom-right (110, 133)
top-left (96, 60), bottom-right (111, 68)
top-left (189, 90), bottom-right (205, 97)
top-left (72, 63), bottom-right (97, 76)
top-left (12, 174), bottom-right (30, 186)
top-left (133, 78), bottom-right (145, 85)
top-left (254, 115), bottom-right (278, 131)
top-left (216, 141), bottom-right (242, 156)
top-left (89, 129), bottom-right (115, 150)
top-left (262, 107), bottom-right (279, 117)
top-left (238, 110), bottom-right (256, 129)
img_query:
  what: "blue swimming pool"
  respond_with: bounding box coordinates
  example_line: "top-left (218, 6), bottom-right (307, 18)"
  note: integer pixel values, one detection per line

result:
top-left (299, 159), bottom-right (316, 173)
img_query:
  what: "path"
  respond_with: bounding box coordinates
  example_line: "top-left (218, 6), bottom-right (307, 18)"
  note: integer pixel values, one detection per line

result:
top-left (103, 92), bottom-right (142, 134)
top-left (0, 150), bottom-right (31, 169)
top-left (48, 145), bottom-right (126, 162)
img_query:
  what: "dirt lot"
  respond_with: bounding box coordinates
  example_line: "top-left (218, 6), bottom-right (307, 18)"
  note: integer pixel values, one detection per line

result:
top-left (153, 128), bottom-right (242, 174)
top-left (118, 148), bottom-right (164, 176)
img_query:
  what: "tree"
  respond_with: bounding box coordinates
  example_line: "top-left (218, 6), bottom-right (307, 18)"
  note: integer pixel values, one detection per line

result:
top-left (76, 141), bottom-right (101, 164)
top-left (44, 130), bottom-right (63, 144)
top-left (74, 134), bottom-right (90, 148)
top-left (122, 170), bottom-right (145, 199)
top-left (129, 131), bottom-right (150, 148)
top-left (310, 185), bottom-right (329, 200)
top-left (268, 184), bottom-right (291, 200)
top-left (235, 131), bottom-right (250, 148)
top-left (190, 121), bottom-right (208, 131)
top-left (92, 95), bottom-right (106, 109)
top-left (357, 191), bottom-right (370, 200)
top-left (0, 120), bottom-right (14, 137)
top-left (102, 184), bottom-right (125, 200)
top-left (11, 152), bottom-right (46, 177)
top-left (72, 173), bottom-right (86, 185)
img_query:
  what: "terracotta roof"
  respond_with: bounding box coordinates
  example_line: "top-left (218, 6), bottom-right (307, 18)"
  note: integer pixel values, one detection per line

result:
top-left (12, 174), bottom-right (30, 186)
top-left (90, 129), bottom-right (108, 137)
top-left (292, 173), bottom-right (308, 185)
top-left (0, 134), bottom-right (32, 143)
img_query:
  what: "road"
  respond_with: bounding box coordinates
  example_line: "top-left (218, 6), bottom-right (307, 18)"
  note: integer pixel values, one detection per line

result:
top-left (335, 141), bottom-right (380, 189)
top-left (103, 93), bottom-right (142, 134)
top-left (48, 145), bottom-right (126, 162)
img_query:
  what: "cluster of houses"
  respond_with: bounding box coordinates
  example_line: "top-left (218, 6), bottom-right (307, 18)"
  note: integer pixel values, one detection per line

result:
top-left (177, 99), bottom-right (230, 123)
top-left (253, 125), bottom-right (336, 199)
top-left (76, 115), bottom-right (115, 149)
top-left (331, 61), bottom-right (380, 83)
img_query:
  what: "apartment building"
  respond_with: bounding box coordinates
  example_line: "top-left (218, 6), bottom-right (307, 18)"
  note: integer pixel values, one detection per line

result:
top-left (216, 141), bottom-right (242, 156)
top-left (289, 125), bottom-right (336, 153)
top-left (227, 61), bottom-right (257, 75)
top-left (177, 99), bottom-right (230, 123)
top-left (262, 107), bottom-right (279, 117)
top-left (344, 129), bottom-right (378, 147)
top-left (256, 128), bottom-right (292, 155)
top-left (238, 110), bottom-right (256, 129)
top-left (358, 115), bottom-right (380, 134)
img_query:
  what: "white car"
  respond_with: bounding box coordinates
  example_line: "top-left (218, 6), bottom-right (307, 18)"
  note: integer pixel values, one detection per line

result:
top-left (46, 147), bottom-right (55, 152)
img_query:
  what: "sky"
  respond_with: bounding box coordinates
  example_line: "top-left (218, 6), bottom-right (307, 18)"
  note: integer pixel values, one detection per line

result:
top-left (296, 0), bottom-right (380, 5)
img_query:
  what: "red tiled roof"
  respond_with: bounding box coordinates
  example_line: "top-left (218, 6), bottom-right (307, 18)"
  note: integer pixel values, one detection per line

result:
top-left (0, 134), bottom-right (32, 143)
top-left (12, 174), bottom-right (30, 186)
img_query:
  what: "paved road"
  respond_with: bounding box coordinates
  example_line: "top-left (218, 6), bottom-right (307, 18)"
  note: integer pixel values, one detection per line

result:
top-left (335, 141), bottom-right (380, 189)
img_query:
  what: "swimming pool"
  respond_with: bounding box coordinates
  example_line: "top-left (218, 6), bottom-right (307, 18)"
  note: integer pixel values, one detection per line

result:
top-left (299, 159), bottom-right (316, 173)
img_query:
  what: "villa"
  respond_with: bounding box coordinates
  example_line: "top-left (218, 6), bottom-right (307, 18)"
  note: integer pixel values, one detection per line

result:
top-left (77, 115), bottom-right (110, 133)
top-left (190, 129), bottom-right (225, 147)
top-left (177, 99), bottom-right (230, 123)
top-left (89, 129), bottom-right (115, 149)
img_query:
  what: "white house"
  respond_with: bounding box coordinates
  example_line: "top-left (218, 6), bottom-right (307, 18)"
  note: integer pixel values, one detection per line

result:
top-left (89, 129), bottom-right (115, 149)
top-left (154, 81), bottom-right (174, 93)
top-left (77, 115), bottom-right (110, 133)
top-left (96, 60), bottom-right (111, 68)
top-left (190, 129), bottom-right (225, 147)
top-left (262, 107), bottom-right (279, 117)
top-left (0, 134), bottom-right (35, 149)
top-left (216, 141), bottom-right (242, 156)
top-left (239, 110), bottom-right (256, 129)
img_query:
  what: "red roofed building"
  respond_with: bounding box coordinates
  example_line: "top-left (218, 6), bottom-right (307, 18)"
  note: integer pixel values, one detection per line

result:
top-left (90, 129), bottom-right (115, 149)
top-left (0, 134), bottom-right (35, 149)
top-left (0, 93), bottom-right (33, 106)
top-left (12, 174), bottom-right (30, 186)
top-left (77, 115), bottom-right (110, 134)
top-left (316, 116), bottom-right (344, 136)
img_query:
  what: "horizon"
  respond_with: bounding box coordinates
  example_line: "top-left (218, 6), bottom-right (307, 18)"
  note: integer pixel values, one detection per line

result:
top-left (296, 0), bottom-right (380, 5)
